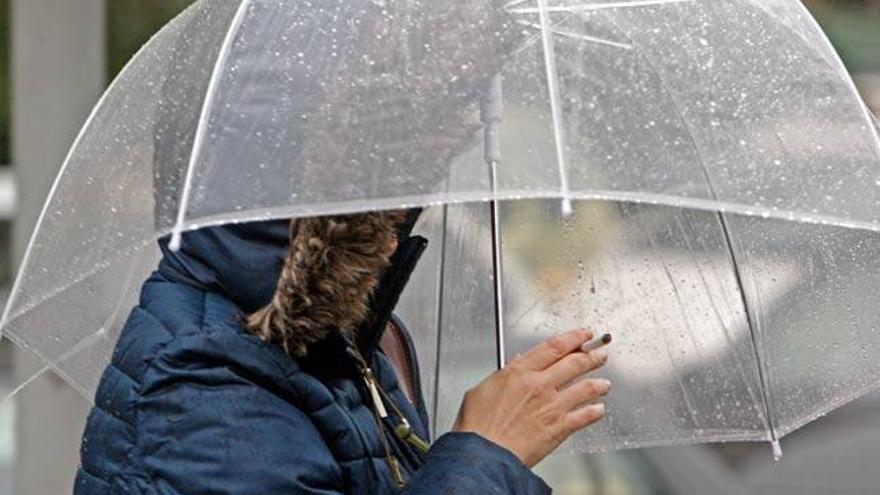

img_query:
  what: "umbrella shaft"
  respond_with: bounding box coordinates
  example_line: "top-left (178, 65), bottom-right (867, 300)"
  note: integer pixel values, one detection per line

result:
top-left (489, 161), bottom-right (506, 369)
top-left (483, 75), bottom-right (506, 369)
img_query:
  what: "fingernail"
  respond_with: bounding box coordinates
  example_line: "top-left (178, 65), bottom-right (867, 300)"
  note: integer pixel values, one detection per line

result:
top-left (592, 348), bottom-right (609, 362)
top-left (588, 403), bottom-right (606, 416)
top-left (597, 379), bottom-right (612, 392)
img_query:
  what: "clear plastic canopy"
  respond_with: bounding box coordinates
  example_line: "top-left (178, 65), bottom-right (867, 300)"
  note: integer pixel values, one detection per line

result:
top-left (2, 0), bottom-right (880, 454)
top-left (400, 200), bottom-right (880, 454)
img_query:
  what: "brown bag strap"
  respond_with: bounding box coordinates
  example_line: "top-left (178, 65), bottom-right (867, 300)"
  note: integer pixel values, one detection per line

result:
top-left (379, 318), bottom-right (420, 409)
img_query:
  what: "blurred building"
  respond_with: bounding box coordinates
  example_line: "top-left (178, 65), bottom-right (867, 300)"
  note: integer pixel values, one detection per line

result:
top-left (1, 3), bottom-right (191, 494)
top-left (0, 1), bottom-right (876, 494)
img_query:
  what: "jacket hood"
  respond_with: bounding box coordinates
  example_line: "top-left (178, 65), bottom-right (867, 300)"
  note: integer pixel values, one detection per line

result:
top-left (156, 212), bottom-right (413, 358)
top-left (246, 212), bottom-right (406, 357)
top-left (157, 220), bottom-right (290, 314)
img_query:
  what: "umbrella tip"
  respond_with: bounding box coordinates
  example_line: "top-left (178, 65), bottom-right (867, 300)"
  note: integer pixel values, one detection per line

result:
top-left (561, 197), bottom-right (573, 217)
top-left (771, 440), bottom-right (783, 461)
top-left (169, 231), bottom-right (183, 252)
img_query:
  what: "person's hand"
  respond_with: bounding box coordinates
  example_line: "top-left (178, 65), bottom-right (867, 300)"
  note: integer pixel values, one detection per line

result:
top-left (452, 329), bottom-right (610, 467)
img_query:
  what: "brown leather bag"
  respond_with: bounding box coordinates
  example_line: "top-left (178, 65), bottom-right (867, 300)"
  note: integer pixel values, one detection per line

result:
top-left (379, 317), bottom-right (422, 410)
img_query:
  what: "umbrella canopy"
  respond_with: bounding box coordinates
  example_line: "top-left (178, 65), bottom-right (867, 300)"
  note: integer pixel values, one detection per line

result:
top-left (402, 198), bottom-right (880, 456)
top-left (2, 0), bottom-right (880, 456)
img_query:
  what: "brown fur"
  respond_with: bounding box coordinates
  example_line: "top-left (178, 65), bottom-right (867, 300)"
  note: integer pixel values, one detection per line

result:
top-left (246, 211), bottom-right (406, 356)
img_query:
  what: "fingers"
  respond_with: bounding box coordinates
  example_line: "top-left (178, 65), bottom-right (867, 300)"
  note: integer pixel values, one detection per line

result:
top-left (557, 378), bottom-right (611, 410)
top-left (515, 329), bottom-right (593, 371)
top-left (564, 403), bottom-right (606, 433)
top-left (544, 347), bottom-right (609, 386)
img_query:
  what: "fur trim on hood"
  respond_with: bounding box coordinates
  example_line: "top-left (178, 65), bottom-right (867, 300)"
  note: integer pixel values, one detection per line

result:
top-left (246, 211), bottom-right (406, 357)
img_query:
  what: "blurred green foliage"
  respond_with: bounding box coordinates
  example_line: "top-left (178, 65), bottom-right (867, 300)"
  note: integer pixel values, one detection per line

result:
top-left (811, 1), bottom-right (880, 73)
top-left (107, 0), bottom-right (196, 78)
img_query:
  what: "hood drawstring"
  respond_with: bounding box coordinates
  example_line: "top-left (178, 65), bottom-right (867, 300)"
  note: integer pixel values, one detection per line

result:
top-left (345, 338), bottom-right (430, 488)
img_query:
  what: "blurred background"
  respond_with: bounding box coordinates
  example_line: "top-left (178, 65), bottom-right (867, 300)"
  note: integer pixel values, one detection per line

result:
top-left (0, 0), bottom-right (876, 494)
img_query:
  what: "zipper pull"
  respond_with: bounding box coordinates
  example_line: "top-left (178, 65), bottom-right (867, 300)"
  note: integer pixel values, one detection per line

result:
top-left (393, 419), bottom-right (431, 454)
top-left (388, 455), bottom-right (406, 488)
top-left (363, 369), bottom-right (389, 418)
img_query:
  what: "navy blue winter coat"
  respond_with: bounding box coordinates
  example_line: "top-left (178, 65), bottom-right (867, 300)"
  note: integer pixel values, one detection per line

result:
top-left (74, 222), bottom-right (551, 494)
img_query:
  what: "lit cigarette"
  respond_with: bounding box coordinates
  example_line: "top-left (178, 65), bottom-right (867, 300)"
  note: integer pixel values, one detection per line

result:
top-left (581, 333), bottom-right (612, 353)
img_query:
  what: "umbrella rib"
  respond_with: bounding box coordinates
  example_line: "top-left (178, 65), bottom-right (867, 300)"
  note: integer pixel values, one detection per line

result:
top-left (516, 20), bottom-right (632, 50)
top-left (1, 234), bottom-right (152, 402)
top-left (668, 91), bottom-right (784, 455)
top-left (670, 95), bottom-right (784, 458)
top-left (596, 16), bottom-right (782, 450)
top-left (717, 214), bottom-right (782, 457)
top-left (673, 215), bottom-right (766, 416)
top-left (1, 329), bottom-right (93, 400)
top-left (2, 235), bottom-right (158, 403)
top-left (535, 0), bottom-right (573, 216)
top-left (169, 0), bottom-right (254, 251)
top-left (4, 235), bottom-right (154, 324)
top-left (0, 364), bottom-right (49, 410)
top-left (52, 324), bottom-right (112, 373)
top-left (5, 326), bottom-right (142, 408)
top-left (430, 204), bottom-right (449, 435)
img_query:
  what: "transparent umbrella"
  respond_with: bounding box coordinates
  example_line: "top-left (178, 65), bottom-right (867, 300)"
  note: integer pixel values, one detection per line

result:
top-left (3, 0), bottom-right (880, 457)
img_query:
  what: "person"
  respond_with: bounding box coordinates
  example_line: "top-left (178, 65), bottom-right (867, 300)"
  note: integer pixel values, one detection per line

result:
top-left (76, 1), bottom-right (611, 492)
top-left (74, 211), bottom-right (611, 494)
